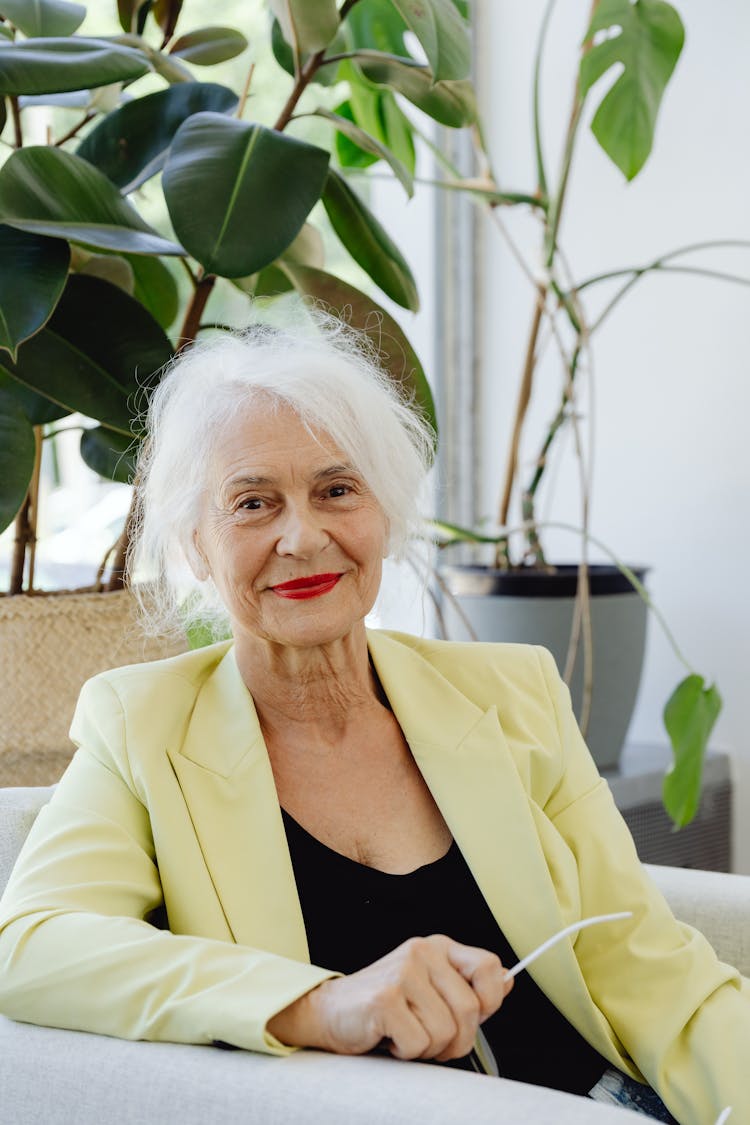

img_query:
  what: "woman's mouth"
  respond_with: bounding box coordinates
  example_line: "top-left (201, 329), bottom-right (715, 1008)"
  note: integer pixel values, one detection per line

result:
top-left (270, 573), bottom-right (343, 600)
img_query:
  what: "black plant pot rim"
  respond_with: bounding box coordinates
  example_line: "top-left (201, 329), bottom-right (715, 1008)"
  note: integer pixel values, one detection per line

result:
top-left (440, 563), bottom-right (648, 598)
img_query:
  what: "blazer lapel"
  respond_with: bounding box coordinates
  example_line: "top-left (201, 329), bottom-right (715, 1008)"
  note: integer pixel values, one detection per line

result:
top-left (166, 647), bottom-right (309, 961)
top-left (367, 630), bottom-right (605, 1044)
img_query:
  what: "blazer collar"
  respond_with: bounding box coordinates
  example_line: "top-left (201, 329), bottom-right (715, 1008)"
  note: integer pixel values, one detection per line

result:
top-left (167, 645), bottom-right (309, 960)
top-left (167, 632), bottom-right (607, 1049)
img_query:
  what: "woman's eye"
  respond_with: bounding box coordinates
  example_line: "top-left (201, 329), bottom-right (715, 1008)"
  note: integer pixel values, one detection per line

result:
top-left (238, 497), bottom-right (264, 511)
top-left (327, 484), bottom-right (351, 499)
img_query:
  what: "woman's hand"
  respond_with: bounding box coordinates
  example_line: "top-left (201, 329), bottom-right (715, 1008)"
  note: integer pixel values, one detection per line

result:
top-left (267, 934), bottom-right (513, 1061)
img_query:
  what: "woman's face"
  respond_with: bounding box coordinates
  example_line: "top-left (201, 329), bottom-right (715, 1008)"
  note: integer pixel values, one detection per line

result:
top-left (194, 401), bottom-right (388, 650)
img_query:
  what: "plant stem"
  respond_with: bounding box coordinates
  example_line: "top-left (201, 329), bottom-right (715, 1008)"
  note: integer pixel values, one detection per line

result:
top-left (497, 288), bottom-right (545, 540)
top-left (9, 505), bottom-right (29, 594)
top-left (525, 341), bottom-right (582, 508)
top-left (532, 0), bottom-right (556, 198)
top-left (9, 95), bottom-right (22, 147)
top-left (274, 49), bottom-right (328, 131)
top-left (53, 111), bottom-right (95, 147)
top-left (24, 426), bottom-right (43, 591)
top-left (177, 273), bottom-right (216, 350)
top-left (274, 0), bottom-right (364, 131)
top-left (236, 61), bottom-right (255, 118)
top-left (495, 0), bottom-right (599, 567)
top-left (105, 488), bottom-right (138, 592)
top-left (9, 427), bottom-right (42, 593)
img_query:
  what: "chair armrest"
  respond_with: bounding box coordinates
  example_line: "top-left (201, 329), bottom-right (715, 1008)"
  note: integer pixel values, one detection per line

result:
top-left (0, 786), bottom-right (55, 896)
top-left (0, 1018), bottom-right (644, 1125)
top-left (646, 863), bottom-right (750, 976)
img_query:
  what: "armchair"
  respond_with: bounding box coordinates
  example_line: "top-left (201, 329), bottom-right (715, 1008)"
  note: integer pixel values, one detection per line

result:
top-left (1, 785), bottom-right (748, 1125)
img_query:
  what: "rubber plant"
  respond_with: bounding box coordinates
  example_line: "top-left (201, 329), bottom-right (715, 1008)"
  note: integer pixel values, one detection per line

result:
top-left (431, 0), bottom-right (746, 827)
top-left (0, 0), bottom-right (474, 590)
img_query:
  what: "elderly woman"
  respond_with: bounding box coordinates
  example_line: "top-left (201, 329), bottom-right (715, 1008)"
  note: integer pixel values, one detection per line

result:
top-left (0, 318), bottom-right (747, 1125)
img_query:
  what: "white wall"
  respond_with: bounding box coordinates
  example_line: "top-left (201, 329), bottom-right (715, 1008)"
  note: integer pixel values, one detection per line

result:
top-left (476, 1), bottom-right (750, 869)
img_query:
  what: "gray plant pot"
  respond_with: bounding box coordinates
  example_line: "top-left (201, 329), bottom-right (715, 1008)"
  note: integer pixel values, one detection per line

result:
top-left (439, 565), bottom-right (648, 771)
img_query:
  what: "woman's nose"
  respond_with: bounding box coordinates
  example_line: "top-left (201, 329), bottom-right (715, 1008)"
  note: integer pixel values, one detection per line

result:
top-left (275, 506), bottom-right (329, 557)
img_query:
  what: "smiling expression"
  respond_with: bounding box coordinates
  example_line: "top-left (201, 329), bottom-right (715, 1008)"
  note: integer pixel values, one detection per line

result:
top-left (193, 401), bottom-right (389, 651)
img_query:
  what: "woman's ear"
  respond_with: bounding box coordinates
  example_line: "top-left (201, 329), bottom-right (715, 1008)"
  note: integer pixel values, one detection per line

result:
top-left (187, 530), bottom-right (210, 581)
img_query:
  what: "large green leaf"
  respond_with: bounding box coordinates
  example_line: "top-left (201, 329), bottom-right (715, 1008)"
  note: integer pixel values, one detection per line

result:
top-left (316, 107), bottom-right (413, 197)
top-left (75, 251), bottom-right (135, 294)
top-left (0, 367), bottom-right (69, 424)
top-left (233, 225), bottom-right (323, 299)
top-left (9, 274), bottom-right (173, 432)
top-left (322, 170), bottom-right (419, 310)
top-left (127, 254), bottom-right (179, 330)
top-left (0, 147), bottom-right (183, 256)
top-left (0, 225), bottom-right (70, 360)
top-left (163, 112), bottom-right (330, 278)
top-left (380, 90), bottom-right (417, 172)
top-left (390, 0), bottom-right (471, 82)
top-left (269, 0), bottom-right (340, 55)
top-left (169, 27), bottom-right (248, 66)
top-left (281, 223), bottom-right (325, 269)
top-left (355, 51), bottom-right (477, 127)
top-left (77, 82), bottom-right (238, 193)
top-left (80, 425), bottom-right (139, 483)
top-left (282, 262), bottom-right (435, 435)
top-left (339, 65), bottom-right (416, 172)
top-left (580, 0), bottom-right (685, 181)
top-left (346, 0), bottom-right (408, 55)
top-left (0, 38), bottom-right (150, 97)
top-left (0, 0), bottom-right (85, 37)
top-left (333, 100), bottom-right (379, 170)
top-left (0, 388), bottom-right (36, 534)
top-left (662, 674), bottom-right (722, 827)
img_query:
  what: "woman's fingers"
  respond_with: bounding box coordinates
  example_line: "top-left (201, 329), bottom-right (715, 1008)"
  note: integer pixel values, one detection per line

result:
top-left (444, 936), bottom-right (514, 1019)
top-left (270, 933), bottom-right (512, 1060)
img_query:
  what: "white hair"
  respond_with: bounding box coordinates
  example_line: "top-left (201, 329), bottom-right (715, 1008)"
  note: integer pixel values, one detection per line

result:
top-left (129, 308), bottom-right (435, 638)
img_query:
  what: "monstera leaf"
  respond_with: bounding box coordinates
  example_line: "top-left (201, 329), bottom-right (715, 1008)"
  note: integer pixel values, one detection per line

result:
top-left (580, 0), bottom-right (685, 180)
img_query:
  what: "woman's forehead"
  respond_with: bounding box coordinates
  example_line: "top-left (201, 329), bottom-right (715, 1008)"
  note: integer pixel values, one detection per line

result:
top-left (210, 404), bottom-right (353, 487)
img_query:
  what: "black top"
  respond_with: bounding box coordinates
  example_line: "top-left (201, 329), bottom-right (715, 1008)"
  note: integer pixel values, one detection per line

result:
top-left (281, 809), bottom-right (610, 1095)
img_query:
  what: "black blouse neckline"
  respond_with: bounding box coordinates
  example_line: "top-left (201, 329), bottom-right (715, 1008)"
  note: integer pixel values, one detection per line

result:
top-left (280, 806), bottom-right (457, 879)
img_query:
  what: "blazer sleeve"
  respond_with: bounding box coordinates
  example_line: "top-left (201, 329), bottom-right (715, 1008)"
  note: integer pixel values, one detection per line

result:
top-left (0, 675), bottom-right (336, 1054)
top-left (534, 647), bottom-right (749, 1125)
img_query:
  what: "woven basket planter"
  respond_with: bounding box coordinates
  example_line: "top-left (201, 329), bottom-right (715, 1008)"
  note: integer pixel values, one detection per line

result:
top-left (0, 588), bottom-right (187, 786)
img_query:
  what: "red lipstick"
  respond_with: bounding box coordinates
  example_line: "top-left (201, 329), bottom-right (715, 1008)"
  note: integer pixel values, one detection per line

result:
top-left (271, 573), bottom-right (342, 600)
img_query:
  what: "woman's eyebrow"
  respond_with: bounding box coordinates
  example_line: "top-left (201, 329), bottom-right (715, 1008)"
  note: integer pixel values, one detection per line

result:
top-left (313, 463), bottom-right (358, 480)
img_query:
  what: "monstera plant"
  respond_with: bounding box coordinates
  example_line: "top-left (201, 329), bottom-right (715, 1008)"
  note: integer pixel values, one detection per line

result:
top-left (0, 0), bottom-right (475, 593)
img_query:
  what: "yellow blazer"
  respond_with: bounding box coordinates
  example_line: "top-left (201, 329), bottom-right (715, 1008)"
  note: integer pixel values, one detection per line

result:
top-left (0, 630), bottom-right (747, 1125)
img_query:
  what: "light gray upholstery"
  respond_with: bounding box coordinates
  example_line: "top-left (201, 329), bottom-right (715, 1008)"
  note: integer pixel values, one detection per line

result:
top-left (0, 784), bottom-right (54, 895)
top-left (2, 785), bottom-right (747, 1125)
top-left (0, 1020), bottom-right (644, 1125)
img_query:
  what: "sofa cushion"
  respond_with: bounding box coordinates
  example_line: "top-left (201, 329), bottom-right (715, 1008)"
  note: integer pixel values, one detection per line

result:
top-left (0, 785), bottom-right (54, 894)
top-left (0, 1019), bottom-right (644, 1125)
